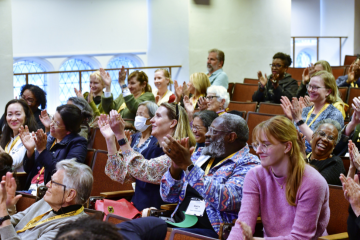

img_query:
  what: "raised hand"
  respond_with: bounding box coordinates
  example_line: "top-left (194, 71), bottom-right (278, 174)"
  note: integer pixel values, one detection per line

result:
top-left (340, 173), bottom-right (360, 216)
top-left (3, 173), bottom-right (21, 207)
top-left (34, 129), bottom-right (47, 153)
top-left (124, 130), bottom-right (133, 144)
top-left (174, 80), bottom-right (183, 102)
top-left (118, 66), bottom-right (126, 85)
top-left (302, 63), bottom-right (315, 85)
top-left (19, 125), bottom-right (35, 152)
top-left (100, 68), bottom-right (112, 90)
top-left (303, 95), bottom-right (313, 107)
top-left (98, 114), bottom-right (115, 140)
top-left (182, 81), bottom-right (189, 97)
top-left (109, 110), bottom-right (126, 139)
top-left (349, 140), bottom-right (360, 171)
top-left (299, 97), bottom-right (306, 111)
top-left (257, 71), bottom-right (268, 87)
top-left (347, 64), bottom-right (356, 83)
top-left (280, 96), bottom-right (293, 120)
top-left (197, 96), bottom-right (208, 111)
top-left (88, 91), bottom-right (94, 104)
top-left (290, 97), bottom-right (303, 122)
top-left (162, 136), bottom-right (192, 171)
top-left (39, 110), bottom-right (51, 132)
top-left (74, 88), bottom-right (84, 99)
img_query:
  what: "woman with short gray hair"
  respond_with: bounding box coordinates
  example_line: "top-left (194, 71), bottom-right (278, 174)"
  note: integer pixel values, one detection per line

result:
top-left (307, 119), bottom-right (345, 185)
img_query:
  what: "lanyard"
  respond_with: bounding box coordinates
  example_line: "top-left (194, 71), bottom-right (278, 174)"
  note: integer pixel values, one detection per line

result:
top-left (5, 136), bottom-right (20, 153)
top-left (351, 82), bottom-right (358, 88)
top-left (17, 206), bottom-right (84, 233)
top-left (305, 103), bottom-right (329, 127)
top-left (204, 152), bottom-right (236, 175)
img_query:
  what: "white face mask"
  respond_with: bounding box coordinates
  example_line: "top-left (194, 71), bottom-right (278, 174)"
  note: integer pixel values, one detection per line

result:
top-left (134, 116), bottom-right (151, 132)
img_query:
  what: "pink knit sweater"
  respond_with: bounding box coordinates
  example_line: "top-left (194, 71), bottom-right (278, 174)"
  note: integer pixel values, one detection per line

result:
top-left (227, 165), bottom-right (330, 240)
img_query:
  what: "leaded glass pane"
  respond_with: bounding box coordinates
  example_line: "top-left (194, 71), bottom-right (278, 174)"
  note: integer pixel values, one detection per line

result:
top-left (59, 59), bottom-right (93, 104)
top-left (13, 60), bottom-right (47, 99)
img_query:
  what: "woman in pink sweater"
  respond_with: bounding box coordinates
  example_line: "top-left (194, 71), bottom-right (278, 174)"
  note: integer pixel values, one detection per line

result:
top-left (228, 116), bottom-right (330, 240)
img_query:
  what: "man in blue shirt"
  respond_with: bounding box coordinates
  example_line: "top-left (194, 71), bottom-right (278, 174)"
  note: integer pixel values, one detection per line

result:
top-left (207, 49), bottom-right (229, 89)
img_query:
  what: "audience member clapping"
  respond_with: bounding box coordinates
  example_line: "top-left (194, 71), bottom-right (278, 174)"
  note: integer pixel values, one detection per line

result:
top-left (252, 52), bottom-right (298, 104)
top-left (228, 116), bottom-right (329, 240)
top-left (336, 56), bottom-right (360, 88)
top-left (19, 104), bottom-right (89, 192)
top-left (0, 99), bottom-right (38, 171)
top-left (281, 70), bottom-right (344, 153)
top-left (153, 69), bottom-right (176, 105)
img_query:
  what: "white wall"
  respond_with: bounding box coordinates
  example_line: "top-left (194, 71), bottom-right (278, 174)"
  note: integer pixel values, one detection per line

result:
top-left (189, 0), bottom-right (292, 82)
top-left (0, 0), bottom-right (14, 112)
top-left (291, 0), bottom-right (320, 36)
top-left (355, 0), bottom-right (360, 54)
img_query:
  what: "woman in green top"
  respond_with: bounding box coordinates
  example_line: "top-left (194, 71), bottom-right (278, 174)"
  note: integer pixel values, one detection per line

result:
top-left (101, 66), bottom-right (155, 127)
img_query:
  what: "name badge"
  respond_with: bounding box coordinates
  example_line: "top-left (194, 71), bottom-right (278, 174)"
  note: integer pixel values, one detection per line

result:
top-left (185, 198), bottom-right (206, 217)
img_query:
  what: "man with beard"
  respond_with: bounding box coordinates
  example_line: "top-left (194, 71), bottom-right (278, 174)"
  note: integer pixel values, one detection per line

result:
top-left (160, 113), bottom-right (260, 238)
top-left (206, 49), bottom-right (229, 89)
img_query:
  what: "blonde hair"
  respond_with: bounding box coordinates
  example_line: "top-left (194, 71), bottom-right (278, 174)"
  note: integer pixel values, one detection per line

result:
top-left (314, 60), bottom-right (332, 73)
top-left (190, 73), bottom-right (210, 97)
top-left (90, 71), bottom-right (105, 87)
top-left (252, 116), bottom-right (306, 206)
top-left (160, 103), bottom-right (196, 147)
top-left (312, 70), bottom-right (338, 104)
top-left (155, 69), bottom-right (173, 85)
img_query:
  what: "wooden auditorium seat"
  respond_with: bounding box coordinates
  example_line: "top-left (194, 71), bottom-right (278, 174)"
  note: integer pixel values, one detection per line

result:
top-left (85, 148), bottom-right (96, 168)
top-left (15, 192), bottom-right (36, 212)
top-left (258, 102), bottom-right (284, 115)
top-left (84, 208), bottom-right (105, 220)
top-left (169, 229), bottom-right (217, 240)
top-left (88, 128), bottom-right (120, 151)
top-left (231, 83), bottom-right (258, 102)
top-left (341, 156), bottom-right (350, 176)
top-left (243, 78), bottom-right (258, 84)
top-left (338, 87), bottom-right (349, 103)
top-left (227, 101), bottom-right (257, 114)
top-left (227, 82), bottom-right (234, 99)
top-left (286, 67), bottom-right (305, 81)
top-left (344, 55), bottom-right (358, 65)
top-left (331, 66), bottom-right (346, 80)
top-left (105, 213), bottom-right (131, 224)
top-left (346, 87), bottom-right (360, 117)
top-left (90, 150), bottom-right (133, 197)
top-left (246, 112), bottom-right (276, 145)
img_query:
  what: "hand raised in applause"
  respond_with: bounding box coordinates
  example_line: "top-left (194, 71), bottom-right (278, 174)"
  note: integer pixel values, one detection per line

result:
top-left (174, 80), bottom-right (183, 103)
top-left (39, 109), bottom-right (51, 132)
top-left (290, 97), bottom-right (303, 122)
top-left (19, 125), bottom-right (35, 152)
top-left (100, 68), bottom-right (112, 91)
top-left (302, 63), bottom-right (315, 85)
top-left (162, 136), bottom-right (192, 171)
top-left (3, 173), bottom-right (21, 207)
top-left (118, 66), bottom-right (126, 85)
top-left (34, 129), bottom-right (47, 153)
top-left (109, 110), bottom-right (126, 140)
top-left (197, 96), bottom-right (208, 111)
top-left (98, 114), bottom-right (115, 140)
top-left (257, 71), bottom-right (268, 88)
top-left (280, 96), bottom-right (293, 120)
top-left (340, 173), bottom-right (360, 217)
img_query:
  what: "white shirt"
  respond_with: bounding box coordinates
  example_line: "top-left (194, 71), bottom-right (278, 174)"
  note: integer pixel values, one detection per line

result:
top-left (6, 135), bottom-right (26, 172)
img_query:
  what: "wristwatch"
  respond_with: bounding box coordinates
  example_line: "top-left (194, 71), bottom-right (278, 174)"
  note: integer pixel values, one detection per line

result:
top-left (185, 164), bottom-right (194, 175)
top-left (118, 137), bottom-right (128, 146)
top-left (0, 215), bottom-right (10, 225)
top-left (296, 120), bottom-right (305, 126)
top-left (120, 84), bottom-right (127, 89)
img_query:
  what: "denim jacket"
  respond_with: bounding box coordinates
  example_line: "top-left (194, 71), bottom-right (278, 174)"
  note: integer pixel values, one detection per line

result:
top-left (160, 144), bottom-right (260, 234)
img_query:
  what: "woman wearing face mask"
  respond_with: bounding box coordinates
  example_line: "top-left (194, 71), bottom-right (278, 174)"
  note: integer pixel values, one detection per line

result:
top-left (153, 69), bottom-right (176, 106)
top-left (0, 99), bottom-right (38, 171)
top-left (99, 103), bottom-right (195, 211)
top-left (101, 67), bottom-right (155, 126)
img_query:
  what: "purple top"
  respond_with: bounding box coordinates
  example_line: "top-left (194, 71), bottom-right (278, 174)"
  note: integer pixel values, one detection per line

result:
top-left (228, 165), bottom-right (330, 240)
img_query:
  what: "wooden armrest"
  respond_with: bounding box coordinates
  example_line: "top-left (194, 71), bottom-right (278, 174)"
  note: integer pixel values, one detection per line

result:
top-left (160, 203), bottom-right (178, 211)
top-left (15, 192), bottom-right (36, 199)
top-left (318, 232), bottom-right (348, 240)
top-left (100, 190), bottom-right (134, 199)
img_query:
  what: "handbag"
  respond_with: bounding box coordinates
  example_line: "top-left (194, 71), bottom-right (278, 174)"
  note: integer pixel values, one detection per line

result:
top-left (95, 198), bottom-right (142, 220)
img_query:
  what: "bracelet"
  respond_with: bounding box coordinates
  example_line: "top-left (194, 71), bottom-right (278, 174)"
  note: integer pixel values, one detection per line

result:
top-left (0, 215), bottom-right (10, 225)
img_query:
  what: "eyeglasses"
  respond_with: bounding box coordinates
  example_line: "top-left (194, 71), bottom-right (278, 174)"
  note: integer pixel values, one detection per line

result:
top-left (207, 126), bottom-right (231, 135)
top-left (21, 95), bottom-right (35, 103)
top-left (251, 142), bottom-right (271, 153)
top-left (306, 84), bottom-right (327, 92)
top-left (269, 64), bottom-right (283, 68)
top-left (192, 125), bottom-right (205, 132)
top-left (206, 96), bottom-right (219, 100)
top-left (49, 178), bottom-right (67, 190)
top-left (315, 130), bottom-right (336, 142)
top-left (50, 117), bottom-right (65, 129)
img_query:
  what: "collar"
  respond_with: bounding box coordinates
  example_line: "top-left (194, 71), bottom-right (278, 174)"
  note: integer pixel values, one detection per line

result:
top-left (52, 204), bottom-right (82, 215)
top-left (208, 68), bottom-right (223, 76)
top-left (92, 95), bottom-right (102, 105)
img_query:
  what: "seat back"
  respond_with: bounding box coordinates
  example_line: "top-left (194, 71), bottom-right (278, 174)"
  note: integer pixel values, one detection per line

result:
top-left (344, 55), bottom-right (358, 65)
top-left (327, 185), bottom-right (349, 235)
top-left (246, 112), bottom-right (276, 145)
top-left (258, 102), bottom-right (284, 115)
top-left (15, 192), bottom-right (36, 212)
top-left (227, 101), bottom-right (257, 114)
top-left (287, 67), bottom-right (305, 81)
top-left (341, 156), bottom-right (350, 176)
top-left (105, 213), bottom-right (131, 224)
top-left (169, 229), bottom-right (217, 240)
top-left (347, 87), bottom-right (360, 107)
top-left (85, 149), bottom-right (96, 168)
top-left (84, 208), bottom-right (105, 220)
top-left (332, 66), bottom-right (346, 80)
top-left (228, 82), bottom-right (234, 99)
top-left (338, 87), bottom-right (349, 103)
top-left (244, 78), bottom-right (258, 84)
top-left (89, 128), bottom-right (120, 151)
top-left (231, 83), bottom-right (258, 102)
top-left (90, 150), bottom-right (133, 196)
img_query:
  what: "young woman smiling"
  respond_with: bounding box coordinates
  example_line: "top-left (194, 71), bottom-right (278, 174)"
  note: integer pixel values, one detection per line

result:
top-left (281, 70), bottom-right (344, 153)
top-left (153, 69), bottom-right (176, 106)
top-left (0, 99), bottom-right (37, 171)
top-left (228, 116), bottom-right (329, 240)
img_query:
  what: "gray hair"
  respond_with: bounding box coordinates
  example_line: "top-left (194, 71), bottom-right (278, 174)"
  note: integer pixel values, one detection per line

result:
top-left (220, 113), bottom-right (248, 143)
top-left (207, 85), bottom-right (230, 108)
top-left (138, 101), bottom-right (158, 118)
top-left (208, 48), bottom-right (225, 66)
top-left (193, 110), bottom-right (219, 130)
top-left (312, 119), bottom-right (342, 144)
top-left (56, 159), bottom-right (93, 205)
top-left (68, 97), bottom-right (94, 123)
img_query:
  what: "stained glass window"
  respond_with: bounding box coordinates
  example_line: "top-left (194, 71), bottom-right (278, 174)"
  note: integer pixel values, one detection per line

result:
top-left (13, 60), bottom-right (47, 99)
top-left (59, 59), bottom-right (94, 104)
top-left (106, 56), bottom-right (139, 97)
top-left (296, 51), bottom-right (312, 68)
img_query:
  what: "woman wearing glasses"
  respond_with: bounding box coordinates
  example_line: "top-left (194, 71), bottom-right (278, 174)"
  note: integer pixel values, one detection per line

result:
top-left (0, 99), bottom-right (38, 171)
top-left (19, 104), bottom-right (91, 192)
top-left (99, 103), bottom-right (195, 211)
top-left (281, 71), bottom-right (344, 153)
top-left (252, 52), bottom-right (298, 104)
top-left (228, 116), bottom-right (329, 240)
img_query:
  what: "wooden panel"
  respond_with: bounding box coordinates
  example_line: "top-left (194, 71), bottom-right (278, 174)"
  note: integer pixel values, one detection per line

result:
top-left (232, 83), bottom-right (258, 102)
top-left (227, 82), bottom-right (234, 99)
top-left (332, 66), bottom-right (346, 80)
top-left (105, 213), bottom-right (131, 224)
top-left (85, 149), bottom-right (96, 168)
top-left (169, 229), bottom-right (217, 240)
top-left (228, 101), bottom-right (257, 113)
top-left (258, 102), bottom-right (284, 115)
top-left (347, 88), bottom-right (360, 115)
top-left (327, 185), bottom-right (349, 235)
top-left (84, 208), bottom-right (105, 220)
top-left (338, 87), bottom-right (349, 103)
top-left (16, 193), bottom-right (36, 212)
top-left (344, 55), bottom-right (358, 65)
top-left (341, 156), bottom-right (350, 176)
top-left (90, 128), bottom-right (120, 151)
top-left (246, 112), bottom-right (276, 145)
top-left (287, 67), bottom-right (305, 81)
top-left (243, 78), bottom-right (258, 84)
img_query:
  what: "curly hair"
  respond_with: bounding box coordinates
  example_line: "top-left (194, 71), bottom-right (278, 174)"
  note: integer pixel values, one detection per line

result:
top-left (273, 52), bottom-right (292, 67)
top-left (20, 84), bottom-right (47, 109)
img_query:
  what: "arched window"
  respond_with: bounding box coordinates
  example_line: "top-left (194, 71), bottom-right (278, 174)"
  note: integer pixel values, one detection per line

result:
top-left (13, 60), bottom-right (47, 99)
top-left (59, 58), bottom-right (93, 104)
top-left (296, 51), bottom-right (312, 68)
top-left (106, 56), bottom-right (140, 97)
